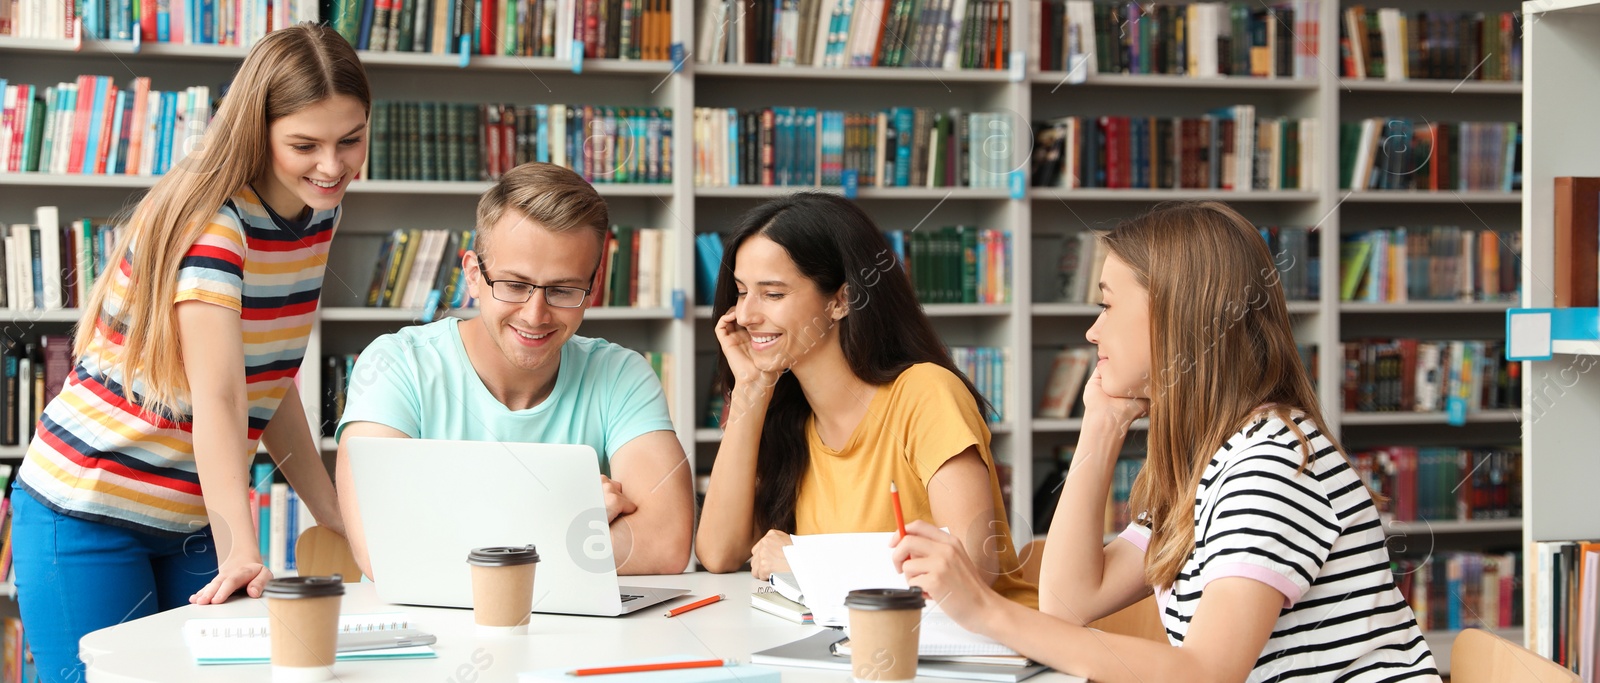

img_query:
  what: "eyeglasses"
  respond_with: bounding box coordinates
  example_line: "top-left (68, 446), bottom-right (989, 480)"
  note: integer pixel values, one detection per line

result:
top-left (476, 259), bottom-right (594, 309)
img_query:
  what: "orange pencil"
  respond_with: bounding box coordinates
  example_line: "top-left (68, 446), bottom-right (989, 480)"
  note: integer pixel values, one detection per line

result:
top-left (570, 659), bottom-right (731, 676)
top-left (890, 480), bottom-right (907, 538)
top-left (662, 593), bottom-right (725, 618)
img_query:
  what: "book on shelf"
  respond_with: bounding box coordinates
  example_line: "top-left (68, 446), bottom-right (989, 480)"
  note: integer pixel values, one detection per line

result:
top-left (883, 226), bottom-right (1010, 304)
top-left (2, 0), bottom-right (672, 60)
top-left (0, 77), bottom-right (212, 177)
top-left (949, 346), bottom-right (1007, 423)
top-left (1339, 119), bottom-right (1521, 192)
top-left (1527, 541), bottom-right (1600, 677)
top-left (1032, 0), bottom-right (1319, 79)
top-left (693, 233), bottom-right (725, 306)
top-left (0, 615), bottom-right (37, 683)
top-left (0, 335), bottom-right (72, 448)
top-left (1035, 346), bottom-right (1092, 420)
top-left (2, 207), bottom-right (120, 312)
top-left (247, 462), bottom-right (315, 574)
top-left (1348, 446), bottom-right (1520, 523)
top-left (1338, 8), bottom-right (1521, 82)
top-left (1029, 108), bottom-right (1318, 191)
top-left (1340, 338), bottom-right (1520, 415)
top-left (366, 102), bottom-right (673, 184)
top-left (694, 0), bottom-right (1013, 70)
top-left (1391, 551), bottom-right (1521, 633)
top-left (1338, 227), bottom-right (1520, 303)
top-left (692, 107), bottom-right (1015, 188)
top-left (1052, 226), bottom-right (1316, 304)
top-left (1553, 177), bottom-right (1600, 308)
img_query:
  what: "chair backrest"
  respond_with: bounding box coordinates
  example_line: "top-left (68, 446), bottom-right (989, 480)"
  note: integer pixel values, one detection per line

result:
top-left (1451, 628), bottom-right (1579, 683)
top-left (1017, 539), bottom-right (1166, 644)
top-left (294, 526), bottom-right (364, 583)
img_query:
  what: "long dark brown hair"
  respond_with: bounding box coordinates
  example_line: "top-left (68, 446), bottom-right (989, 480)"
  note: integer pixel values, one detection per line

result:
top-left (711, 192), bottom-right (994, 533)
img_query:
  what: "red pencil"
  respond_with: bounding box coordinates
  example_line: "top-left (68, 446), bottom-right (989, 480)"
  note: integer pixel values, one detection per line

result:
top-left (569, 659), bottom-right (731, 676)
top-left (890, 480), bottom-right (907, 538)
top-left (662, 593), bottom-right (725, 618)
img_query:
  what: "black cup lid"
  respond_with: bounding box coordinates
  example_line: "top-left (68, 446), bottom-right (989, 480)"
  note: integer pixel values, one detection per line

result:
top-left (467, 545), bottom-right (540, 567)
top-left (263, 575), bottom-right (346, 599)
top-left (844, 588), bottom-right (925, 611)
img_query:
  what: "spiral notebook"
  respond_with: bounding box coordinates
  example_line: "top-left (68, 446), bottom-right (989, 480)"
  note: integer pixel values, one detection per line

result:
top-left (183, 612), bottom-right (438, 665)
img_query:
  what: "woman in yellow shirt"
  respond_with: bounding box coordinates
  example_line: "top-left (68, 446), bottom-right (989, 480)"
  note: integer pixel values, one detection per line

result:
top-left (694, 192), bottom-right (1034, 606)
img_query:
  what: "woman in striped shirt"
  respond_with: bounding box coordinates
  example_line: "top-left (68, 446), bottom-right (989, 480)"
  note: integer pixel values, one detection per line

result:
top-left (12, 24), bottom-right (368, 683)
top-left (893, 201), bottom-right (1440, 682)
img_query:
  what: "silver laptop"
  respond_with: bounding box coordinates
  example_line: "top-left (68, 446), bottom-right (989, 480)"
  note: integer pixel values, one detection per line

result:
top-left (345, 436), bottom-right (689, 616)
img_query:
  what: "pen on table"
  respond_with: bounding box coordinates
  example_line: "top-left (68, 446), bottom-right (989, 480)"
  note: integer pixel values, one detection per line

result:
top-left (890, 480), bottom-right (907, 538)
top-left (663, 593), bottom-right (725, 617)
top-left (570, 659), bottom-right (733, 676)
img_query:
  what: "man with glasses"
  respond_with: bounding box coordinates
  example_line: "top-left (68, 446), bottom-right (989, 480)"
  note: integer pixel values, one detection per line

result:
top-left (334, 163), bottom-right (693, 579)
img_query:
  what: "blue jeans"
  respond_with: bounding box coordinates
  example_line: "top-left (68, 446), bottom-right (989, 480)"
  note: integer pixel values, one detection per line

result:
top-left (11, 489), bottom-right (217, 683)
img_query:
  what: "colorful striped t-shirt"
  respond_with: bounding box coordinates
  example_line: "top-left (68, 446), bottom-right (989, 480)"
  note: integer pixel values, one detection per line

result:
top-left (17, 188), bottom-right (337, 536)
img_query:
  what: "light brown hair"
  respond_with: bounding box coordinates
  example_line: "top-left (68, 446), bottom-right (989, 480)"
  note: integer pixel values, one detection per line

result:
top-left (75, 22), bottom-right (371, 413)
top-left (474, 162), bottom-right (609, 255)
top-left (1104, 201), bottom-right (1343, 589)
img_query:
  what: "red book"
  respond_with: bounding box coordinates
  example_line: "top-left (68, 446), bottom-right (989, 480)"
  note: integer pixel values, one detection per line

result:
top-left (480, 0), bottom-right (496, 55)
top-left (584, 0), bottom-right (600, 54)
top-left (485, 105), bottom-right (502, 179)
top-left (95, 83), bottom-right (120, 174)
top-left (499, 104), bottom-right (514, 177)
top-left (588, 228), bottom-right (613, 307)
top-left (125, 78), bottom-right (151, 176)
top-left (628, 229), bottom-right (640, 306)
top-left (68, 75), bottom-right (97, 175)
top-left (141, 0), bottom-right (159, 39)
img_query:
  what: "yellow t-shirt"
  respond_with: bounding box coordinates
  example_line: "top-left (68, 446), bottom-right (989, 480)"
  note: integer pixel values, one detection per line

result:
top-left (795, 363), bottom-right (1037, 607)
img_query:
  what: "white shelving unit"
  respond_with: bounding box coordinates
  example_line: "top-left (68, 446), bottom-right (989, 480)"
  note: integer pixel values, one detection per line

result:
top-left (1521, 0), bottom-right (1600, 657)
top-left (0, 0), bottom-right (1528, 666)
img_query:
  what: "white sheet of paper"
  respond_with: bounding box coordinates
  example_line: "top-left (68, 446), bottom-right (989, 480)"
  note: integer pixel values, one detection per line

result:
top-left (783, 532), bottom-right (909, 627)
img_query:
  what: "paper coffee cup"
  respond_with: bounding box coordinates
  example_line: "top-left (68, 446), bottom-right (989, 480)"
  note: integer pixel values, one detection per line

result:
top-left (845, 588), bottom-right (925, 683)
top-left (467, 545), bottom-right (539, 635)
top-left (264, 575), bottom-right (345, 683)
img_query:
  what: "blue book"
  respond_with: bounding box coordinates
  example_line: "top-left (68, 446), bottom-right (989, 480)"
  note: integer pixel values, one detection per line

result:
top-left (893, 107), bottom-right (913, 187)
top-left (199, 0), bottom-right (213, 44)
top-left (285, 487), bottom-right (299, 571)
top-left (252, 462), bottom-right (273, 560)
top-left (520, 659), bottom-right (780, 683)
top-left (534, 105), bottom-right (550, 163)
top-left (358, 0), bottom-right (376, 50)
top-left (80, 76), bottom-right (109, 175)
top-left (106, 89), bottom-right (127, 175)
top-left (727, 109), bottom-right (739, 186)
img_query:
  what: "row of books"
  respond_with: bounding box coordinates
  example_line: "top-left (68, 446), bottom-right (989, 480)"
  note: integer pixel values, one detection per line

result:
top-left (1, 0), bottom-right (314, 43)
top-left (1348, 446), bottom-right (1520, 522)
top-left (1036, 343), bottom-right (1317, 421)
top-left (1053, 226), bottom-right (1318, 306)
top-left (248, 463), bottom-right (313, 575)
top-left (1033, 0), bottom-right (1319, 79)
top-left (0, 618), bottom-right (35, 683)
top-left (892, 227), bottom-right (1011, 305)
top-left (1340, 119), bottom-right (1522, 192)
top-left (367, 102), bottom-right (673, 184)
top-left (1338, 227), bottom-right (1520, 303)
top-left (330, 0), bottom-right (672, 59)
top-left (1340, 338), bottom-right (1519, 414)
top-left (1391, 551), bottom-right (1521, 632)
top-left (949, 346), bottom-right (1007, 422)
top-left (1529, 541), bottom-right (1600, 677)
top-left (0, 336), bottom-right (71, 447)
top-left (1340, 8), bottom-right (1521, 82)
top-left (2, 207), bottom-right (124, 312)
top-left (692, 107), bottom-right (1016, 188)
top-left (0, 78), bottom-right (211, 177)
top-left (1030, 110), bottom-right (1319, 191)
top-left (695, 0), bottom-right (1014, 69)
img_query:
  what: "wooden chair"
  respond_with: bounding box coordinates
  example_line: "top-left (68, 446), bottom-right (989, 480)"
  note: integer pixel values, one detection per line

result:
top-left (1451, 628), bottom-right (1579, 683)
top-left (1017, 539), bottom-right (1167, 644)
top-left (293, 526), bottom-right (364, 582)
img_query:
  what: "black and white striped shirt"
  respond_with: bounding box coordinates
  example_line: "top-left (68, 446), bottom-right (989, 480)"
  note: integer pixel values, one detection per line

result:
top-left (1119, 413), bottom-right (1440, 682)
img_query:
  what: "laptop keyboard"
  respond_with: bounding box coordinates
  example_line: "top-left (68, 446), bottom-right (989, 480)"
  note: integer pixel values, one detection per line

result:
top-left (621, 593), bottom-right (644, 603)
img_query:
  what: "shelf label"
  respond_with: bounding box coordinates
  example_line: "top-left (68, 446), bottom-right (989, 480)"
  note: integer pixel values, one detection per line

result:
top-left (132, 26), bottom-right (142, 53)
top-left (842, 169), bottom-right (859, 199)
top-left (1445, 396), bottom-right (1467, 427)
top-left (670, 42), bottom-right (685, 67)
top-left (73, 17), bottom-right (83, 51)
top-left (458, 35), bottom-right (471, 68)
top-left (573, 41), bottom-right (585, 73)
top-left (1009, 50), bottom-right (1026, 82)
top-left (673, 290), bottom-right (687, 319)
top-left (1066, 54), bottom-right (1089, 84)
top-left (1009, 169), bottom-right (1025, 199)
top-left (1505, 307), bottom-right (1599, 361)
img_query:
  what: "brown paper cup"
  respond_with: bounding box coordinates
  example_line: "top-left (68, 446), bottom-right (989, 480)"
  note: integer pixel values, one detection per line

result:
top-left (470, 562), bottom-right (537, 630)
top-left (266, 594), bottom-right (341, 681)
top-left (846, 589), bottom-right (924, 683)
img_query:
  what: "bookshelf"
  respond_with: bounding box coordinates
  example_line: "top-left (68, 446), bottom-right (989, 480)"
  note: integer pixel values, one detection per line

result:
top-left (0, 0), bottom-right (1528, 669)
top-left (1519, 0), bottom-right (1600, 667)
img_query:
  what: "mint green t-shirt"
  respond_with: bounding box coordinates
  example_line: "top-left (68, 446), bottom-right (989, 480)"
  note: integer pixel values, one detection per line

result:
top-left (335, 318), bottom-right (674, 475)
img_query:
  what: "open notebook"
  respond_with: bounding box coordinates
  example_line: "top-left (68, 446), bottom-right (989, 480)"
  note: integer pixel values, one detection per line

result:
top-left (182, 612), bottom-right (438, 665)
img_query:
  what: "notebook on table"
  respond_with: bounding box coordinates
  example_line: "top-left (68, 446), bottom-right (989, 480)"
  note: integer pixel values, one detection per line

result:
top-left (182, 612), bottom-right (438, 665)
top-left (750, 631), bottom-right (1051, 683)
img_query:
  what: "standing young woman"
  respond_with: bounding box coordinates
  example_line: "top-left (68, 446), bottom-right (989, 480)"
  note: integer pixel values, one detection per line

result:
top-left (892, 202), bottom-right (1439, 682)
top-left (694, 192), bottom-right (1034, 607)
top-left (11, 24), bottom-right (369, 683)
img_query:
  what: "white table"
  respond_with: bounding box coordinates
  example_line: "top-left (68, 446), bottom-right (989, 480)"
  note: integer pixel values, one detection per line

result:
top-left (81, 572), bottom-right (1088, 683)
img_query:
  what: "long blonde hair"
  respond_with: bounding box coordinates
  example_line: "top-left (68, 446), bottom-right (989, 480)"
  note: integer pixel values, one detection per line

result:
top-left (1106, 202), bottom-right (1342, 589)
top-left (74, 23), bottom-right (371, 414)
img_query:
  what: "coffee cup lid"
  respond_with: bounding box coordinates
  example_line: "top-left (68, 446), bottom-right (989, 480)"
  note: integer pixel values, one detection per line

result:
top-left (844, 588), bottom-right (925, 611)
top-left (467, 545), bottom-right (540, 567)
top-left (263, 575), bottom-right (346, 599)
